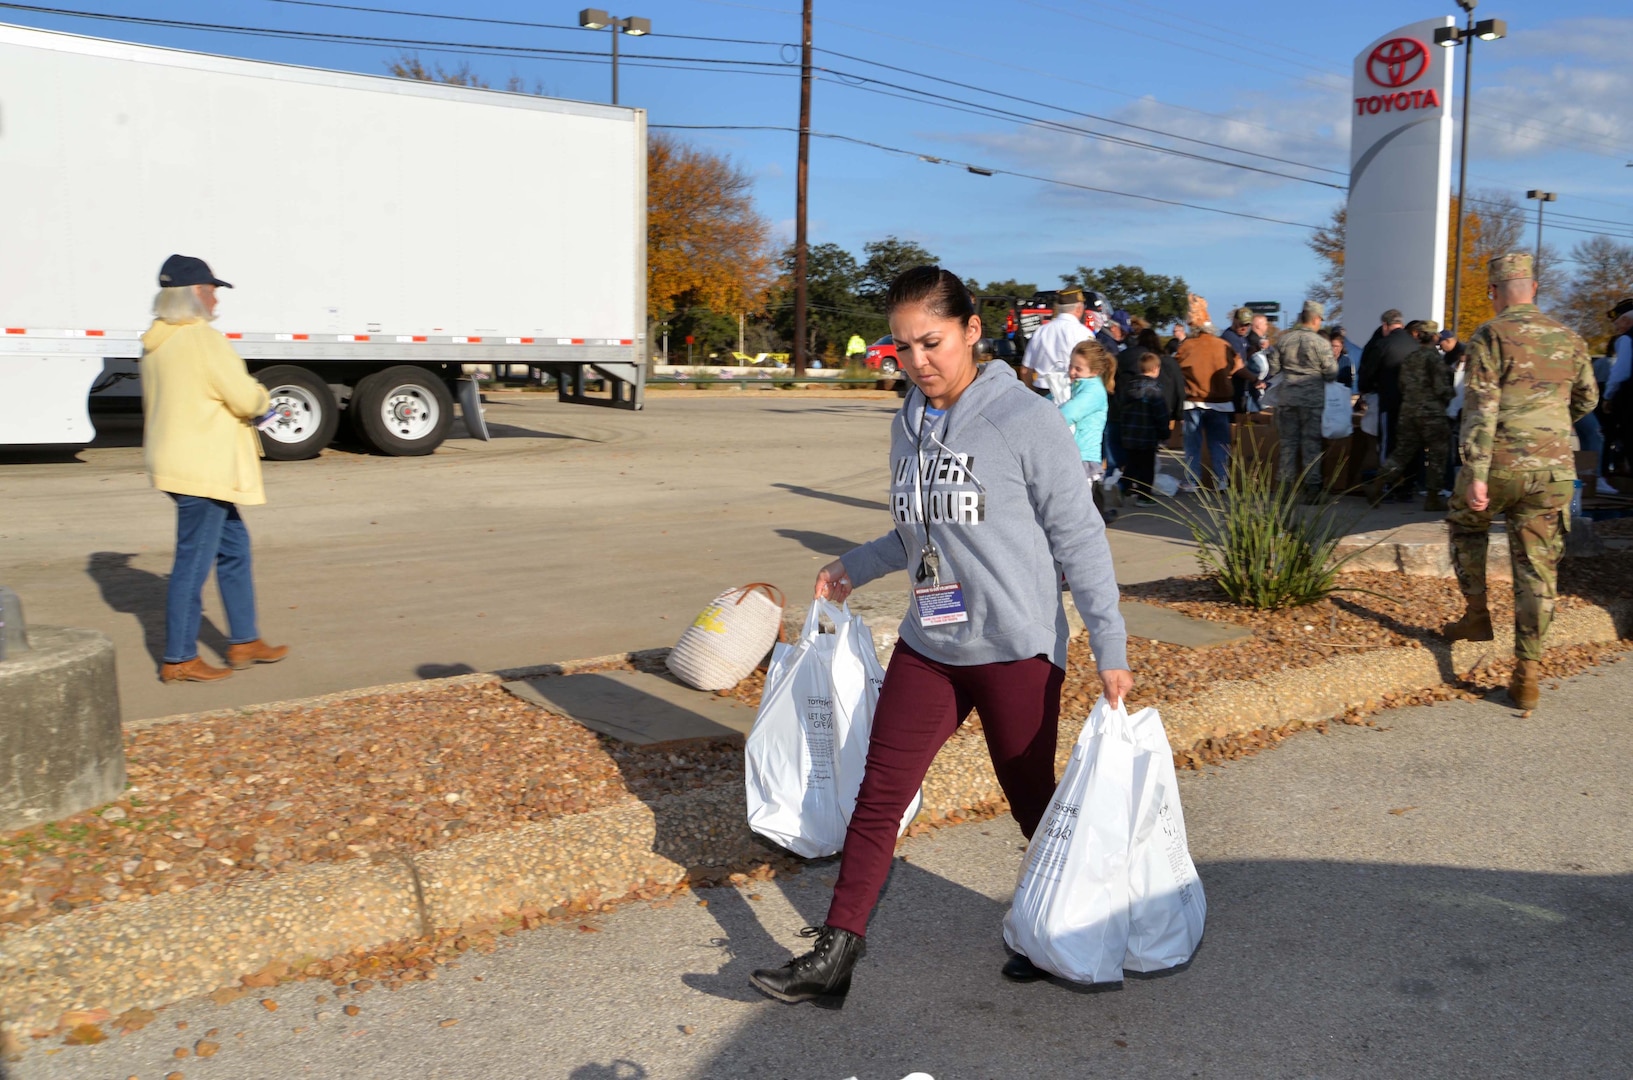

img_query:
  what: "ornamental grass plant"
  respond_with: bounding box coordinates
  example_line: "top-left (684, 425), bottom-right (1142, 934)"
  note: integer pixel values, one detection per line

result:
top-left (1144, 451), bottom-right (1379, 611)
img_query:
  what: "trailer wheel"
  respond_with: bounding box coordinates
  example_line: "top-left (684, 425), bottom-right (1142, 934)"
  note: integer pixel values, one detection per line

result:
top-left (352, 366), bottom-right (453, 456)
top-left (255, 365), bottom-right (339, 460)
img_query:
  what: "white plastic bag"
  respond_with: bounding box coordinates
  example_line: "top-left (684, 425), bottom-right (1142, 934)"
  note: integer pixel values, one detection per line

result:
top-left (1123, 705), bottom-right (1206, 972)
top-left (1002, 697), bottom-right (1134, 984)
top-left (745, 599), bottom-right (919, 858)
top-left (1322, 381), bottom-right (1354, 440)
top-left (1259, 374), bottom-right (1281, 409)
top-left (1152, 471), bottom-right (1181, 498)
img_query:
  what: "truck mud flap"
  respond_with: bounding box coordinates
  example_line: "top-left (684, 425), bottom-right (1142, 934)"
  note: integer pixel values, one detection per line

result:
top-left (458, 375), bottom-right (491, 441)
top-left (557, 362), bottom-right (644, 411)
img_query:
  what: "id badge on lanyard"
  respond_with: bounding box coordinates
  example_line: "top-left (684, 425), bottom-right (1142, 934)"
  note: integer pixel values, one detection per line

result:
top-left (911, 415), bottom-right (969, 626)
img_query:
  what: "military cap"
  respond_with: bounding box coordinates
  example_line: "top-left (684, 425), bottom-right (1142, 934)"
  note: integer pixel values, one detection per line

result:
top-left (1300, 300), bottom-right (1325, 322)
top-left (1232, 306), bottom-right (1254, 325)
top-left (1056, 287), bottom-right (1084, 304)
top-left (1416, 319), bottom-right (1439, 335)
top-left (1487, 251), bottom-right (1533, 283)
top-left (1607, 297), bottom-right (1633, 320)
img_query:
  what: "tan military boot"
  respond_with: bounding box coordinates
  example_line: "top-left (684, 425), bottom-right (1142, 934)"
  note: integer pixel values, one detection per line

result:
top-left (1507, 659), bottom-right (1541, 710)
top-left (1443, 597), bottom-right (1494, 642)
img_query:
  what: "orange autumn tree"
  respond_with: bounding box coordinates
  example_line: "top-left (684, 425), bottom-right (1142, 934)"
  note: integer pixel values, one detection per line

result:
top-left (647, 133), bottom-right (773, 336)
top-left (1445, 195), bottom-right (1497, 339)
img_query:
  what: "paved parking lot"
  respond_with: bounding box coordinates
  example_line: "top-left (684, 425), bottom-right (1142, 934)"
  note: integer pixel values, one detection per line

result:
top-left (1, 391), bottom-right (1210, 721)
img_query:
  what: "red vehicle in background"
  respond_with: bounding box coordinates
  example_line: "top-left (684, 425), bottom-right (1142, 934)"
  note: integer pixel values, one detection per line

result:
top-left (863, 336), bottom-right (899, 375)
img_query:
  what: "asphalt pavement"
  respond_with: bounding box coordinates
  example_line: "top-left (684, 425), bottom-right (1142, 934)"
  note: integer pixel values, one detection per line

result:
top-left (14, 643), bottom-right (1628, 1080)
top-left (0, 393), bottom-right (1448, 723)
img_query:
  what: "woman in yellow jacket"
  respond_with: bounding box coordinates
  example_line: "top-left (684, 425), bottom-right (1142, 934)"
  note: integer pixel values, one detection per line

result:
top-left (144, 255), bottom-right (288, 683)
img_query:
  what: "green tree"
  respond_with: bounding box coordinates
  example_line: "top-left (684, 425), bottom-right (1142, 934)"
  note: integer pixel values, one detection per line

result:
top-left (768, 243), bottom-right (882, 363)
top-left (1059, 264), bottom-right (1189, 324)
top-left (858, 236), bottom-right (939, 308)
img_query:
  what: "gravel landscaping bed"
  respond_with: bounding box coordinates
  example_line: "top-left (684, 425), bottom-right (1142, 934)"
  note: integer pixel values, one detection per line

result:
top-left (5, 557), bottom-right (1629, 942)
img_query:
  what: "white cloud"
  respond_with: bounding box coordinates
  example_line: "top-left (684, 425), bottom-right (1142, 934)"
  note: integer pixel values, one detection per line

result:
top-left (1468, 16), bottom-right (1633, 161)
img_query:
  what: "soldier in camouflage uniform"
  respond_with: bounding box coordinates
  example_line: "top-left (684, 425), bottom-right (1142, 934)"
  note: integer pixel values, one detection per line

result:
top-left (1369, 320), bottom-right (1455, 510)
top-left (1266, 300), bottom-right (1339, 498)
top-left (1444, 252), bottom-right (1599, 710)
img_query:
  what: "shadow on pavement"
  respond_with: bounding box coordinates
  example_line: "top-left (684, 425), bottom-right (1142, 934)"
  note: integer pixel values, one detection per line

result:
top-left (771, 483), bottom-right (890, 513)
top-left (415, 662), bottom-right (480, 679)
top-left (86, 551), bottom-right (229, 670)
top-left (566, 1061), bottom-right (648, 1080)
top-left (775, 528), bottom-right (863, 557)
top-left (684, 854), bottom-right (1633, 1079)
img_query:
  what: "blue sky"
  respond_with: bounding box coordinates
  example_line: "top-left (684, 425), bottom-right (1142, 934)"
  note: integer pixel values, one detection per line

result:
top-left (7, 0), bottom-right (1632, 325)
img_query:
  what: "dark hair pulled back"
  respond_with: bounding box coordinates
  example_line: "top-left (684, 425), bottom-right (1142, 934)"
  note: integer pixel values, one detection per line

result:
top-left (1135, 327), bottom-right (1163, 353)
top-left (885, 265), bottom-right (976, 325)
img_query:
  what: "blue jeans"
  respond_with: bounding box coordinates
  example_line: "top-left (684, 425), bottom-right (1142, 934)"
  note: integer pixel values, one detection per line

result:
top-left (1183, 408), bottom-right (1232, 487)
top-left (1575, 412), bottom-right (1603, 474)
top-left (164, 494), bottom-right (259, 663)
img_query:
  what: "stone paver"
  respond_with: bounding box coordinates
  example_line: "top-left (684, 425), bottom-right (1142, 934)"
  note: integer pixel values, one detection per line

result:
top-left (502, 669), bottom-right (757, 745)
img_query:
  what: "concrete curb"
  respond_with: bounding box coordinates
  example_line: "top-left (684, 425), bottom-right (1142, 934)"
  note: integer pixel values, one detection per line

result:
top-left (127, 649), bottom-right (669, 732)
top-left (6, 601), bottom-right (1629, 1033)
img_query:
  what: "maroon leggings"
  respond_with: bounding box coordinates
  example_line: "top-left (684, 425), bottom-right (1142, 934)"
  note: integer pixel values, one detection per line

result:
top-left (825, 641), bottom-right (1065, 937)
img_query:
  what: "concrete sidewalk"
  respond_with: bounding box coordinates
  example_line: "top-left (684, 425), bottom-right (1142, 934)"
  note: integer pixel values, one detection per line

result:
top-left (15, 646), bottom-right (1629, 1079)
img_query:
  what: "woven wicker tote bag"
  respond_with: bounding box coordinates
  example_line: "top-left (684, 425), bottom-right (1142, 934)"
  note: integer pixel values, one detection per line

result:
top-left (666, 582), bottom-right (787, 691)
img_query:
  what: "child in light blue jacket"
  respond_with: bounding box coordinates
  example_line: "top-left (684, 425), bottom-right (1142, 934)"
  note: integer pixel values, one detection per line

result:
top-left (1058, 340), bottom-right (1114, 482)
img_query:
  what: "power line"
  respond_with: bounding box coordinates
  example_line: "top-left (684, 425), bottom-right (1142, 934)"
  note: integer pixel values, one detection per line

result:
top-left (0, 2), bottom-right (797, 66)
top-left (653, 124), bottom-right (1325, 229)
top-left (808, 13), bottom-right (1356, 166)
top-left (252, 0), bottom-right (793, 47)
top-left (813, 44), bottom-right (1347, 178)
top-left (819, 76), bottom-right (1345, 191)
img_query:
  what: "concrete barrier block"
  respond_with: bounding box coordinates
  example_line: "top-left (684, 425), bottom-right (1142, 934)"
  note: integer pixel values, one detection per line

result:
top-left (0, 626), bottom-right (125, 832)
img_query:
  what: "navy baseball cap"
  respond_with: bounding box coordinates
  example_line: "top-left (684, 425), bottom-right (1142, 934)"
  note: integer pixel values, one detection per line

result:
top-left (1111, 309), bottom-right (1133, 334)
top-left (1437, 329), bottom-right (1455, 341)
top-left (158, 254), bottom-right (232, 289)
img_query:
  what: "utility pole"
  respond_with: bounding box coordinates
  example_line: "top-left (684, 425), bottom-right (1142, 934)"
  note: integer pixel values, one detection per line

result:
top-left (792, 0), bottom-right (812, 375)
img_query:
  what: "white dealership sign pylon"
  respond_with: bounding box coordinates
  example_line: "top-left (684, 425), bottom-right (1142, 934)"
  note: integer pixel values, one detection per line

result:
top-left (1344, 17), bottom-right (1456, 332)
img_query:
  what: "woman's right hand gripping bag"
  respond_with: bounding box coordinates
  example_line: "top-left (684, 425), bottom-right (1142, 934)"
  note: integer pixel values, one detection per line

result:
top-left (1002, 697), bottom-right (1135, 985)
top-left (1123, 703), bottom-right (1206, 972)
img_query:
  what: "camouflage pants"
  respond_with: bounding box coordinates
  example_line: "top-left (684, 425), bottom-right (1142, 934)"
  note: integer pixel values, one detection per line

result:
top-left (1274, 404), bottom-right (1324, 487)
top-left (1380, 412), bottom-right (1450, 491)
top-left (1447, 467), bottom-right (1573, 661)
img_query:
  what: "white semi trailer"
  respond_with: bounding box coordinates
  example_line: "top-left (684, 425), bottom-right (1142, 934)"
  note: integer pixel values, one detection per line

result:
top-left (0, 23), bottom-right (645, 459)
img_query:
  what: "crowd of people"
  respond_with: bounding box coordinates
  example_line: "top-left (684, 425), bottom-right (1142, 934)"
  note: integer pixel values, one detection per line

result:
top-left (1013, 278), bottom-right (1632, 522)
top-left (1018, 289), bottom-right (1359, 502)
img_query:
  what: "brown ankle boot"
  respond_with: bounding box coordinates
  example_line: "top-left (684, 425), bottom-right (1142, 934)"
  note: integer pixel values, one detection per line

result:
top-left (1443, 599), bottom-right (1494, 642)
top-left (160, 657), bottom-right (234, 683)
top-left (1508, 659), bottom-right (1541, 710)
top-left (225, 639), bottom-right (290, 669)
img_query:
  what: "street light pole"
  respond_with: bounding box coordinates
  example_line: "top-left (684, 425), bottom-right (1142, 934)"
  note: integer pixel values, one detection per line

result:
top-left (1526, 190), bottom-right (1556, 298)
top-left (1436, 3), bottom-right (1507, 337)
top-left (578, 9), bottom-right (650, 106)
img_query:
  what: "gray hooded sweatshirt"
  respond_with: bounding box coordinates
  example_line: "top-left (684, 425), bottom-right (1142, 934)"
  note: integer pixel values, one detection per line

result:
top-left (842, 360), bottom-right (1129, 673)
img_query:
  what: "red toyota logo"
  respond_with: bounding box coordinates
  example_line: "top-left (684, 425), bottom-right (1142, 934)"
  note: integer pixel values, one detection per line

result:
top-left (1367, 37), bottom-right (1428, 88)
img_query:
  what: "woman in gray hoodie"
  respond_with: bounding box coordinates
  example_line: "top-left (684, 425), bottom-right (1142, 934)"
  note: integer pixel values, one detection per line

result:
top-left (751, 267), bottom-right (1132, 1006)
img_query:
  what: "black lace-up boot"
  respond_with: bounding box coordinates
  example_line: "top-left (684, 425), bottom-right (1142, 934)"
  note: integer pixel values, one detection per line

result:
top-left (749, 925), bottom-right (865, 1008)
